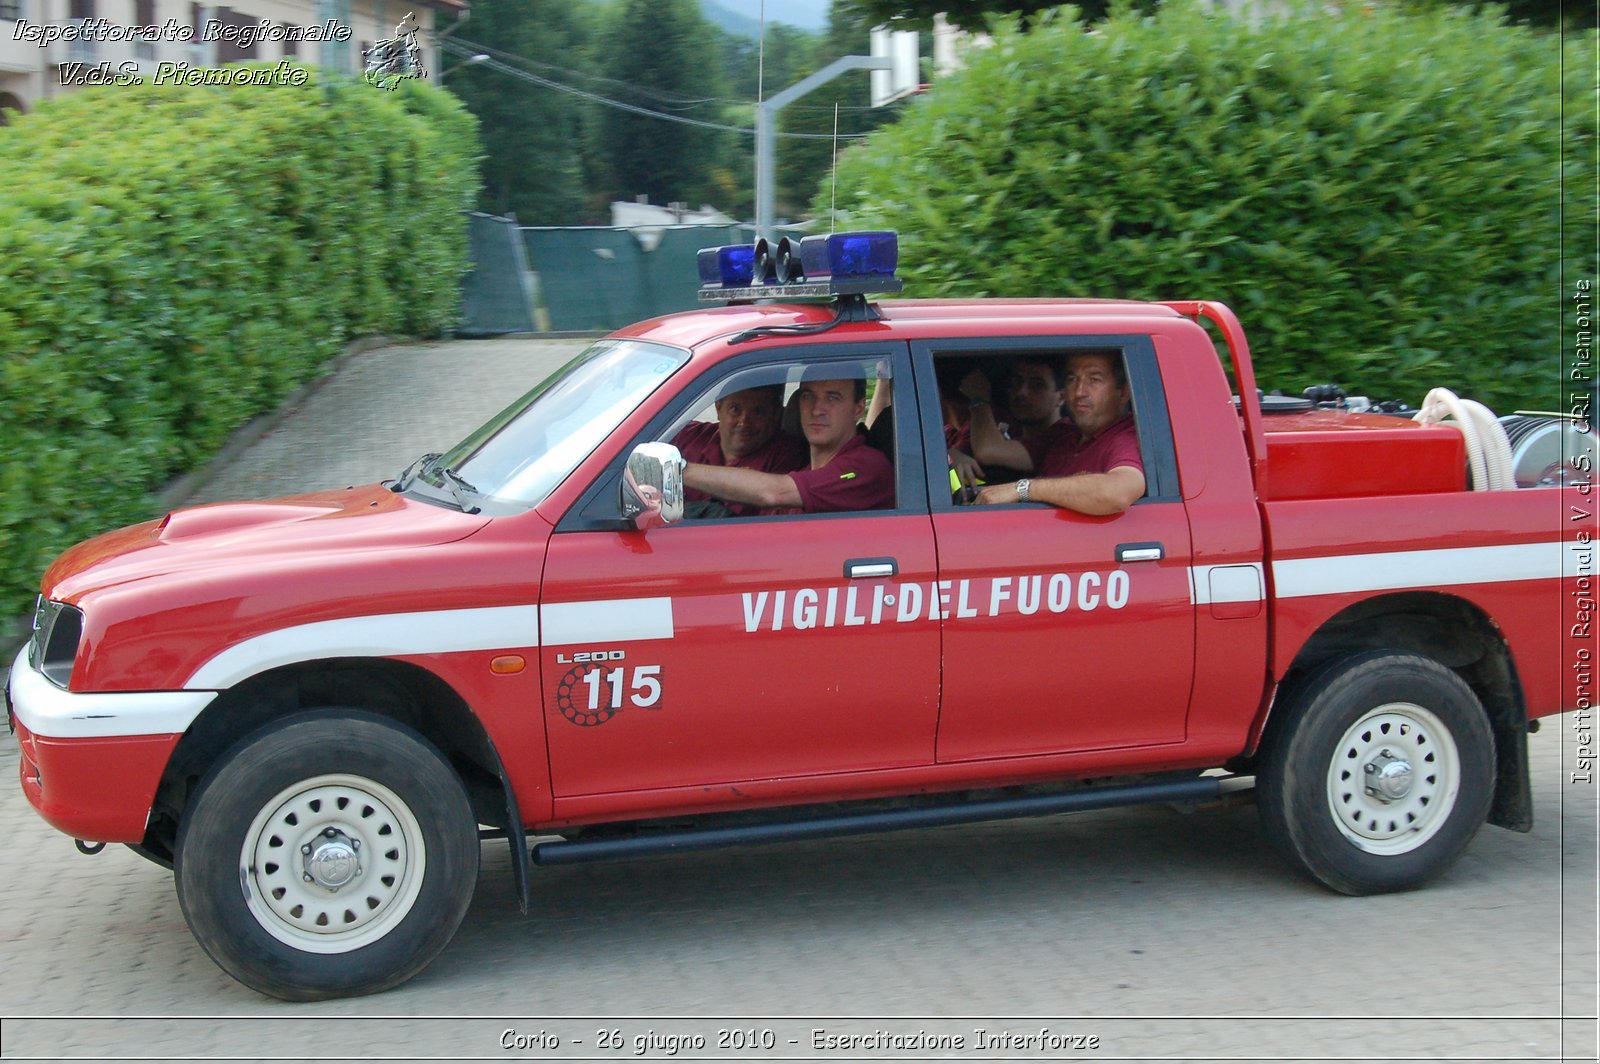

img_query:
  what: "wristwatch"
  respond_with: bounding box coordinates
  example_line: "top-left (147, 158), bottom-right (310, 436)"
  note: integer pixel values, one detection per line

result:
top-left (1016, 478), bottom-right (1032, 502)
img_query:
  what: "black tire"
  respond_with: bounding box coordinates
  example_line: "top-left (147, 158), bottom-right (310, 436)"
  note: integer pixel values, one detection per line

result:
top-left (1258, 650), bottom-right (1495, 896)
top-left (175, 710), bottom-right (479, 1000)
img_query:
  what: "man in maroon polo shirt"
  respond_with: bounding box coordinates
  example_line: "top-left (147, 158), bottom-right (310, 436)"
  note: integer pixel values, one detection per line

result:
top-left (973, 352), bottom-right (1145, 516)
top-left (682, 377), bottom-right (893, 514)
top-left (671, 385), bottom-right (807, 516)
top-left (959, 354), bottom-right (1071, 488)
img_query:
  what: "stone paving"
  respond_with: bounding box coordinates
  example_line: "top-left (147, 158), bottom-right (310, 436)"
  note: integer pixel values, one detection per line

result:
top-left (179, 336), bottom-right (591, 506)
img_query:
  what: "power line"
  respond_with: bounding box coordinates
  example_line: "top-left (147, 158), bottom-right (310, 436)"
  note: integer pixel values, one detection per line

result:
top-left (446, 34), bottom-right (886, 113)
top-left (441, 39), bottom-right (885, 134)
top-left (447, 35), bottom-right (725, 110)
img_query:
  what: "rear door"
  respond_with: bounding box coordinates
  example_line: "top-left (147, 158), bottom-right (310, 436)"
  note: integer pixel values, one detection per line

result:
top-left (912, 336), bottom-right (1198, 761)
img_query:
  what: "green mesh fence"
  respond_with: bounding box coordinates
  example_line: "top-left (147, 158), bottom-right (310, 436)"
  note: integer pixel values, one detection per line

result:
top-left (458, 213), bottom-right (536, 336)
top-left (522, 224), bottom-right (812, 332)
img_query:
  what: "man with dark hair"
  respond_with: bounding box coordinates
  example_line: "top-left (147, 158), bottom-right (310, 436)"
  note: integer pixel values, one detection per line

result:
top-left (973, 351), bottom-right (1145, 515)
top-left (682, 376), bottom-right (892, 514)
top-left (958, 354), bottom-right (1069, 482)
top-left (671, 385), bottom-right (808, 516)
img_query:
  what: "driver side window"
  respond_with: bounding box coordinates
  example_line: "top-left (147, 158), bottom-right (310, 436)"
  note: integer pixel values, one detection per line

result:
top-left (662, 359), bottom-right (898, 519)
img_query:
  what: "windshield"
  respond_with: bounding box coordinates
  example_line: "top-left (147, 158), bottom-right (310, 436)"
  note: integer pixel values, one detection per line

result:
top-left (417, 339), bottom-right (689, 510)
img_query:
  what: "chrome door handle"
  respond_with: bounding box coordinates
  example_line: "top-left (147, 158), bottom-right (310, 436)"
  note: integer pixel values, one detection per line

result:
top-left (845, 557), bottom-right (898, 579)
top-left (1116, 542), bottom-right (1164, 563)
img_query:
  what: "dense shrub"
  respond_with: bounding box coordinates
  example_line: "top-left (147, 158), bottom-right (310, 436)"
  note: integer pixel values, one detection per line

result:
top-left (825, 2), bottom-right (1589, 414)
top-left (0, 69), bottom-right (479, 620)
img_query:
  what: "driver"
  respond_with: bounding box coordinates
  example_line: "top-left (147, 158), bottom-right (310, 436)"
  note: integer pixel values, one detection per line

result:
top-left (682, 376), bottom-right (893, 514)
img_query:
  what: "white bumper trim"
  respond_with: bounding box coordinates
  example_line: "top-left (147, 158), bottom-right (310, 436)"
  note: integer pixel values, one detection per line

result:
top-left (8, 646), bottom-right (216, 739)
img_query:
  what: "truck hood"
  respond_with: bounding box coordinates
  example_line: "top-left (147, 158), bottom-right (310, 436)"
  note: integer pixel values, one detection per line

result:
top-left (44, 485), bottom-right (491, 601)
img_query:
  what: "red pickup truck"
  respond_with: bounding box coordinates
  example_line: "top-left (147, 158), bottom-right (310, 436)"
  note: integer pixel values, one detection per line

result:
top-left (8, 233), bottom-right (1589, 1000)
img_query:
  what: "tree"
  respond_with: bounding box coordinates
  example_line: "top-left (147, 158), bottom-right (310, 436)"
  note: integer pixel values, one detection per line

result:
top-left (843, 0), bottom-right (1125, 32)
top-left (827, 1), bottom-right (1583, 413)
top-left (447, 0), bottom-right (590, 223)
top-left (852, 0), bottom-right (1592, 32)
top-left (712, 22), bottom-right (820, 218)
top-left (1391, 0), bottom-right (1598, 30)
top-left (594, 0), bottom-right (728, 207)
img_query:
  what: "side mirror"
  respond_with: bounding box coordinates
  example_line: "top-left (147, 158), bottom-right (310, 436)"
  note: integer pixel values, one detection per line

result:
top-left (621, 442), bottom-right (685, 530)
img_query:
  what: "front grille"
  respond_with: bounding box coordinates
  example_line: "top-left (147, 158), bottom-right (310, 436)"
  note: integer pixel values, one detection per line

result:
top-left (29, 597), bottom-right (82, 689)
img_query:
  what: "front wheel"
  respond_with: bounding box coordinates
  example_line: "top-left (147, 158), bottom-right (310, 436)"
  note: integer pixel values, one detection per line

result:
top-left (1258, 651), bottom-right (1495, 896)
top-left (175, 710), bottom-right (479, 1000)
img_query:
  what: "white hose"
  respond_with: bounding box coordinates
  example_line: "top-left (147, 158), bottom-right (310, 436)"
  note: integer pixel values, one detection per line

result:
top-left (1414, 388), bottom-right (1516, 491)
top-left (1461, 398), bottom-right (1516, 490)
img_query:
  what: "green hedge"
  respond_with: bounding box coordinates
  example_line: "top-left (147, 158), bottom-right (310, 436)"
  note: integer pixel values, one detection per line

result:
top-left (825, 2), bottom-right (1589, 415)
top-left (0, 69), bottom-right (479, 621)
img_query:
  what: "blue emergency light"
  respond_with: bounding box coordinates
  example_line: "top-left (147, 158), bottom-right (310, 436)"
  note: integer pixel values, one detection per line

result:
top-left (798, 231), bottom-right (898, 280)
top-left (697, 230), bottom-right (902, 303)
top-left (696, 244), bottom-right (755, 289)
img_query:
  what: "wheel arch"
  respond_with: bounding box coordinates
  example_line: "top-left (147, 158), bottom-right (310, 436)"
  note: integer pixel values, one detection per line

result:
top-left (140, 658), bottom-right (525, 878)
top-left (1253, 591), bottom-right (1531, 832)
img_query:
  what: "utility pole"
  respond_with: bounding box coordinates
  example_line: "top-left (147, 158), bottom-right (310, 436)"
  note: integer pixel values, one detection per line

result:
top-left (754, 56), bottom-right (894, 238)
top-left (753, 27), bottom-right (918, 238)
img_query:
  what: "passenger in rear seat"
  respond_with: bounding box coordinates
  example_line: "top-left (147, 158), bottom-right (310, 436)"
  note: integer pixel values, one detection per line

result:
top-left (972, 352), bottom-right (1145, 516)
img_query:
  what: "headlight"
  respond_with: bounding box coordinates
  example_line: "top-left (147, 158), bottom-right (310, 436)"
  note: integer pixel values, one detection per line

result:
top-left (29, 597), bottom-right (83, 689)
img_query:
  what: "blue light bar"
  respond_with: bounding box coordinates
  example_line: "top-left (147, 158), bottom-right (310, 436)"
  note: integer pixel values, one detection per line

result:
top-left (798, 231), bottom-right (898, 279)
top-left (697, 231), bottom-right (902, 303)
top-left (696, 244), bottom-right (755, 288)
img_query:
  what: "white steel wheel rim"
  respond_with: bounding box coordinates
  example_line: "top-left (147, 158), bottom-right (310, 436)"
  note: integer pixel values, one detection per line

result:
top-left (1326, 702), bottom-right (1460, 856)
top-left (240, 773), bottom-right (427, 954)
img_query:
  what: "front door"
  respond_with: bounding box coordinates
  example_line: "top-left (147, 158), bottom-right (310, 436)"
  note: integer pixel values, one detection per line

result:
top-left (540, 344), bottom-right (941, 800)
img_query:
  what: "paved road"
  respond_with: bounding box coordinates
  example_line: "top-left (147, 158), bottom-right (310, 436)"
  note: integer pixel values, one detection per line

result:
top-left (176, 336), bottom-right (592, 506)
top-left (2, 338), bottom-right (1596, 1062)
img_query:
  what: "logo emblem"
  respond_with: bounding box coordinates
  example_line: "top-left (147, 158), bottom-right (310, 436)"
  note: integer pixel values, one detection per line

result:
top-left (555, 664), bottom-right (617, 727)
top-left (363, 11), bottom-right (425, 90)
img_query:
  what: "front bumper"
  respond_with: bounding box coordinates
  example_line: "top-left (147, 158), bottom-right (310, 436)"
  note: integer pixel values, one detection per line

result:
top-left (7, 647), bottom-right (214, 843)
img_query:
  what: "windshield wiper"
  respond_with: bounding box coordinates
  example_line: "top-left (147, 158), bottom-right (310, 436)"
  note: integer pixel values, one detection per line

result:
top-left (434, 463), bottom-right (482, 514)
top-left (392, 453), bottom-right (479, 512)
top-left (392, 452), bottom-right (442, 493)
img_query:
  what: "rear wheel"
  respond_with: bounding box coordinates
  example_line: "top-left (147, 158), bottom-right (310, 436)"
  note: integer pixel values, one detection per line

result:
top-left (175, 710), bottom-right (479, 1000)
top-left (1258, 651), bottom-right (1495, 895)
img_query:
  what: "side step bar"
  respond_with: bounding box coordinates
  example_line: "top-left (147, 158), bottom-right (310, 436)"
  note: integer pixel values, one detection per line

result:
top-left (530, 776), bottom-right (1227, 867)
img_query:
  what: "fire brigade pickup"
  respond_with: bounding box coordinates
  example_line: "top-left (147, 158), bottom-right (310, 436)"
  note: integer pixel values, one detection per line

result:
top-left (8, 232), bottom-right (1591, 1000)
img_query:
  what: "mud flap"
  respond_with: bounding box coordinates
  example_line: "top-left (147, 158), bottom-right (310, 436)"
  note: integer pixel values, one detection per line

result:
top-left (1488, 718), bottom-right (1533, 832)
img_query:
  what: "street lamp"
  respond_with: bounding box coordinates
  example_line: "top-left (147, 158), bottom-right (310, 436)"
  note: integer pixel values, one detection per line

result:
top-left (440, 53), bottom-right (488, 79)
